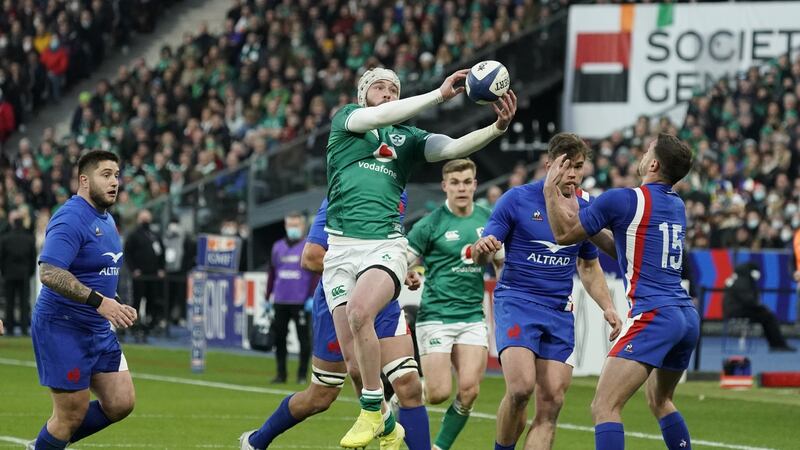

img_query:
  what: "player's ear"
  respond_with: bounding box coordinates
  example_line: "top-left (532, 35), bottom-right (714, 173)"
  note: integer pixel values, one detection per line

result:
top-left (441, 179), bottom-right (447, 192)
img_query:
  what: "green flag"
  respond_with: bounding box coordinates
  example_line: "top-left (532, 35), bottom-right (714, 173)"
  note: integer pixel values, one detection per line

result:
top-left (657, 3), bottom-right (674, 28)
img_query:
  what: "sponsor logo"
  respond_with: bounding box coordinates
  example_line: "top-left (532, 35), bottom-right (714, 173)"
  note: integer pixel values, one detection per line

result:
top-left (460, 244), bottom-right (474, 265)
top-left (532, 210), bottom-right (543, 221)
top-left (573, 32), bottom-right (631, 103)
top-left (66, 367), bottom-right (81, 383)
top-left (389, 134), bottom-right (406, 147)
top-left (373, 143), bottom-right (397, 162)
top-left (95, 227), bottom-right (103, 236)
top-left (331, 285), bottom-right (346, 298)
top-left (428, 338), bottom-right (442, 346)
top-left (625, 343), bottom-right (633, 353)
top-left (381, 253), bottom-right (392, 261)
top-left (526, 253), bottom-right (572, 266)
top-left (357, 160), bottom-right (398, 179)
top-left (277, 269), bottom-right (302, 280)
top-left (531, 240), bottom-right (577, 253)
top-left (102, 251), bottom-right (124, 263)
top-left (507, 323), bottom-right (521, 339)
top-left (475, 227), bottom-right (484, 238)
top-left (281, 254), bottom-right (300, 263)
top-left (327, 340), bottom-right (341, 354)
top-left (445, 230), bottom-right (460, 241)
top-left (99, 267), bottom-right (120, 276)
top-left (680, 439), bottom-right (688, 448)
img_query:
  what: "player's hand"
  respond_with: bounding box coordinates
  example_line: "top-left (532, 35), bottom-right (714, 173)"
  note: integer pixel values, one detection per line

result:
top-left (439, 69), bottom-right (469, 101)
top-left (122, 304), bottom-right (138, 322)
top-left (493, 90), bottom-right (517, 131)
top-left (545, 154), bottom-right (571, 195)
top-left (0, 319), bottom-right (4, 335)
top-left (132, 269), bottom-right (142, 278)
top-left (603, 308), bottom-right (622, 341)
top-left (157, 269), bottom-right (166, 278)
top-left (473, 235), bottom-right (502, 261)
top-left (98, 297), bottom-right (136, 329)
top-left (793, 270), bottom-right (800, 282)
top-left (404, 270), bottom-right (422, 291)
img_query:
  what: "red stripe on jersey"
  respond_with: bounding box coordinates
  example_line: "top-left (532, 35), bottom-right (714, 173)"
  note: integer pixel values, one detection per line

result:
top-left (627, 185), bottom-right (652, 308)
top-left (609, 310), bottom-right (658, 357)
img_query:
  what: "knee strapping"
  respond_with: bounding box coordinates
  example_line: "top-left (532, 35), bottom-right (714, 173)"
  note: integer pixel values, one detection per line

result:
top-left (382, 357), bottom-right (419, 383)
top-left (311, 365), bottom-right (347, 388)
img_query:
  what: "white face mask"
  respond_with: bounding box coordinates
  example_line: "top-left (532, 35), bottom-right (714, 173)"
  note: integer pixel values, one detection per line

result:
top-left (747, 219), bottom-right (759, 229)
top-left (0, 37), bottom-right (8, 48)
top-left (781, 229), bottom-right (793, 242)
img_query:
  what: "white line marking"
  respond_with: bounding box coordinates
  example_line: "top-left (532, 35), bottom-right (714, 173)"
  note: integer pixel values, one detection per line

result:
top-left (0, 358), bottom-right (778, 450)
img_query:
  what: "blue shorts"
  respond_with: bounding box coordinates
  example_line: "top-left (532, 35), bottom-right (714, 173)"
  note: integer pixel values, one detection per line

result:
top-left (493, 294), bottom-right (575, 365)
top-left (31, 312), bottom-right (127, 390)
top-left (311, 284), bottom-right (408, 362)
top-left (609, 305), bottom-right (700, 371)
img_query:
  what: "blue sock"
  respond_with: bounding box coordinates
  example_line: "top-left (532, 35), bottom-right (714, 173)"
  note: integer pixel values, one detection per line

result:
top-left (595, 422), bottom-right (624, 450)
top-left (398, 405), bottom-right (430, 450)
top-left (249, 395), bottom-right (301, 449)
top-left (70, 400), bottom-right (113, 442)
top-left (34, 424), bottom-right (67, 450)
top-left (494, 443), bottom-right (516, 450)
top-left (659, 411), bottom-right (691, 450)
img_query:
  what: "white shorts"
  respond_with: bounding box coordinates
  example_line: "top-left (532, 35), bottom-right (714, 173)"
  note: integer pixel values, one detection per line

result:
top-left (416, 321), bottom-right (489, 356)
top-left (322, 236), bottom-right (409, 311)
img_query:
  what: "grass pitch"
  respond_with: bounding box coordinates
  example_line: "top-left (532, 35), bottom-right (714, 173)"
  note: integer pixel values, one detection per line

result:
top-left (0, 338), bottom-right (796, 449)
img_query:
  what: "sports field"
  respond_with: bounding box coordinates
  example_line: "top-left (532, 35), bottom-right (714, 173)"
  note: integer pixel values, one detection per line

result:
top-left (0, 338), bottom-right (796, 449)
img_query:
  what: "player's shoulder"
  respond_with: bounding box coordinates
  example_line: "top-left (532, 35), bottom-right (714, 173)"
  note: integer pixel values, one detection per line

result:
top-left (49, 197), bottom-right (87, 226)
top-left (331, 103), bottom-right (362, 131)
top-left (473, 203), bottom-right (493, 219)
top-left (333, 103), bottom-right (361, 119)
top-left (416, 207), bottom-right (443, 227)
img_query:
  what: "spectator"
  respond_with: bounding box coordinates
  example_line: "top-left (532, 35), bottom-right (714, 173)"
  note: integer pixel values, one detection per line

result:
top-left (0, 88), bottom-right (14, 144)
top-left (39, 35), bottom-right (68, 103)
top-left (124, 209), bottom-right (167, 340)
top-left (0, 210), bottom-right (36, 336)
top-left (724, 262), bottom-right (796, 352)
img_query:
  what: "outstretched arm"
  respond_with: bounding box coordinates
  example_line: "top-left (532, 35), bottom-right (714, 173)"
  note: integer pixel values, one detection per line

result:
top-left (424, 91), bottom-right (517, 162)
top-left (543, 154), bottom-right (590, 244)
top-left (346, 69), bottom-right (467, 133)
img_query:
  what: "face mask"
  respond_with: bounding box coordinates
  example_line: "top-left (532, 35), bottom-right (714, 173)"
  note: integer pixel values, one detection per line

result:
top-left (286, 227), bottom-right (302, 240)
top-left (771, 219), bottom-right (783, 230)
top-left (746, 219), bottom-right (759, 229)
top-left (753, 189), bottom-right (765, 202)
top-left (781, 229), bottom-right (793, 242)
top-left (221, 226), bottom-right (237, 236)
top-left (787, 203), bottom-right (799, 216)
top-left (0, 37), bottom-right (8, 48)
top-left (22, 41), bottom-right (31, 52)
top-left (750, 270), bottom-right (761, 281)
top-left (50, 39), bottom-right (59, 50)
top-left (792, 217), bottom-right (800, 228)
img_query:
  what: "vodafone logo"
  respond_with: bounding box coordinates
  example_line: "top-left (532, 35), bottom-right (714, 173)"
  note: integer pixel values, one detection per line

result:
top-left (460, 244), bottom-right (474, 264)
top-left (373, 143), bottom-right (397, 162)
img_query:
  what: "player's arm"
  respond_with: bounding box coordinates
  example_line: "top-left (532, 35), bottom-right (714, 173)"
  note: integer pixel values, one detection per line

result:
top-left (301, 242), bottom-right (326, 274)
top-left (424, 91), bottom-right (517, 162)
top-left (589, 229), bottom-right (617, 260)
top-left (543, 154), bottom-right (589, 244)
top-left (491, 253), bottom-right (505, 279)
top-left (39, 263), bottom-right (136, 328)
top-left (346, 69), bottom-right (469, 133)
top-left (576, 257), bottom-right (621, 341)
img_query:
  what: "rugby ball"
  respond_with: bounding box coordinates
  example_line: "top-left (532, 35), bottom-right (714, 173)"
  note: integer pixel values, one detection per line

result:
top-left (466, 60), bottom-right (510, 105)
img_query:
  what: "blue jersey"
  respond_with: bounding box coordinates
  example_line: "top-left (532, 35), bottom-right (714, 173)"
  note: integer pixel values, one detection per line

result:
top-left (36, 195), bottom-right (123, 332)
top-left (579, 183), bottom-right (692, 316)
top-left (308, 191), bottom-right (409, 250)
top-left (483, 181), bottom-right (597, 310)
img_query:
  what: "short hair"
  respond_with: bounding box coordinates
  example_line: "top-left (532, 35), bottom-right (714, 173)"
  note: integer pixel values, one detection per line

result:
top-left (442, 159), bottom-right (476, 178)
top-left (78, 150), bottom-right (120, 176)
top-left (547, 132), bottom-right (591, 162)
top-left (653, 133), bottom-right (693, 184)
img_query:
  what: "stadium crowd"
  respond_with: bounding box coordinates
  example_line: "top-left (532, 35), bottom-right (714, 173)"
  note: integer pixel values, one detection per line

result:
top-left (0, 0), bottom-right (176, 144)
top-left (0, 0), bottom-right (553, 235)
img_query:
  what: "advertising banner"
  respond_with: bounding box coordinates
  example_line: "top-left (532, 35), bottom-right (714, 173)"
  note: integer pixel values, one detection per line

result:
top-left (196, 234), bottom-right (241, 272)
top-left (563, 2), bottom-right (800, 137)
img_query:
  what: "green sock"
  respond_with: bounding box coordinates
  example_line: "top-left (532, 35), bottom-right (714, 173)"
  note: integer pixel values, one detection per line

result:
top-left (359, 388), bottom-right (383, 412)
top-left (434, 401), bottom-right (471, 450)
top-left (381, 409), bottom-right (396, 436)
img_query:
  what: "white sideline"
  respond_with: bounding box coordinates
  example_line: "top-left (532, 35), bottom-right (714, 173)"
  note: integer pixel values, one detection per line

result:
top-left (0, 357), bottom-right (777, 450)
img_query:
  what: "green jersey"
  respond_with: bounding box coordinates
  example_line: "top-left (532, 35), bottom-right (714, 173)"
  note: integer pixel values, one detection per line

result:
top-left (407, 203), bottom-right (492, 324)
top-left (326, 104), bottom-right (430, 239)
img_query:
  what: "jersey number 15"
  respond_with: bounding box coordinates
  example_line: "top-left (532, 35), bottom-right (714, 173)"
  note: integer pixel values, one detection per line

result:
top-left (658, 222), bottom-right (683, 270)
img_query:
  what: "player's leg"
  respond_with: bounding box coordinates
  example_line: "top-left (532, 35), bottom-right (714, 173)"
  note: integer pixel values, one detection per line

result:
top-left (244, 357), bottom-right (347, 449)
top-left (495, 347), bottom-right (536, 449)
top-left (381, 332), bottom-right (428, 450)
top-left (68, 371), bottom-right (135, 443)
top-left (294, 304), bottom-right (312, 383)
top-left (416, 323), bottom-right (455, 405)
top-left (35, 389), bottom-right (90, 449)
top-left (340, 268), bottom-right (396, 447)
top-left (435, 342), bottom-right (486, 450)
top-left (271, 303), bottom-right (290, 383)
top-left (645, 306), bottom-right (699, 450)
top-left (645, 369), bottom-right (691, 450)
top-left (523, 359), bottom-right (572, 450)
top-left (591, 357), bottom-right (651, 450)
